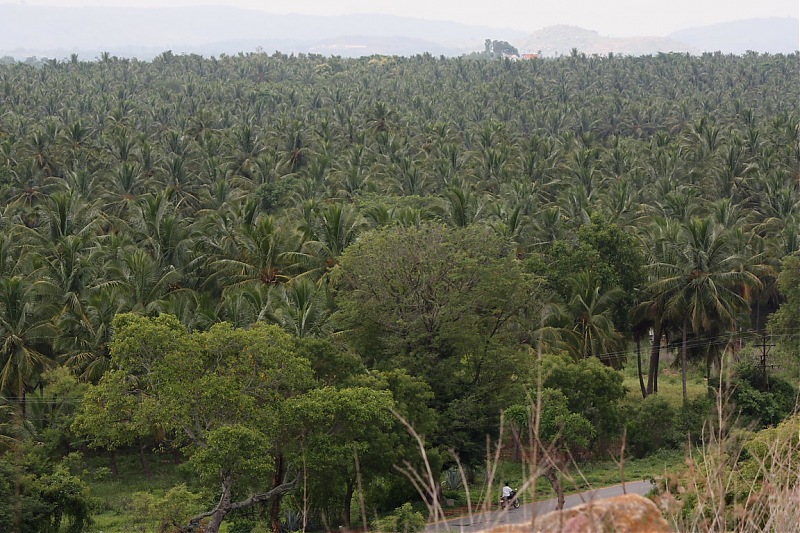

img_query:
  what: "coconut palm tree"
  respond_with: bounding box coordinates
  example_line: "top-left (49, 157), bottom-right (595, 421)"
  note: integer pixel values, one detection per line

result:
top-left (562, 271), bottom-right (626, 365)
top-left (301, 203), bottom-right (365, 278)
top-left (648, 218), bottom-right (760, 403)
top-left (209, 212), bottom-right (306, 290)
top-left (270, 278), bottom-right (331, 338)
top-left (0, 276), bottom-right (57, 418)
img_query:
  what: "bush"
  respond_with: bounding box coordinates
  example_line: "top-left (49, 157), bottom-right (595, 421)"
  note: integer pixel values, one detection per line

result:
top-left (0, 451), bottom-right (94, 533)
top-left (656, 414), bottom-right (800, 531)
top-left (728, 361), bottom-right (797, 427)
top-left (364, 473), bottom-right (420, 515)
top-left (441, 490), bottom-right (468, 507)
top-left (540, 353), bottom-right (627, 445)
top-left (626, 395), bottom-right (681, 457)
top-left (128, 484), bottom-right (202, 532)
top-left (677, 394), bottom-right (714, 445)
top-left (372, 503), bottom-right (426, 533)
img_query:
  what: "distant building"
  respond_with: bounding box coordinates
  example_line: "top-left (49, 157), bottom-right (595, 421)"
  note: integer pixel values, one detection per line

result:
top-left (522, 53), bottom-right (540, 59)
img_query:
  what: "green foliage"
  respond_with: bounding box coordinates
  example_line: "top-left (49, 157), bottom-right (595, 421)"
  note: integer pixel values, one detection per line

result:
top-left (0, 48), bottom-right (797, 529)
top-left (658, 414), bottom-right (800, 531)
top-left (625, 395), bottom-right (681, 457)
top-left (189, 424), bottom-right (274, 484)
top-left (442, 468), bottom-right (463, 490)
top-left (0, 458), bottom-right (52, 533)
top-left (676, 394), bottom-right (714, 444)
top-left (529, 215), bottom-right (646, 336)
top-left (74, 314), bottom-right (317, 530)
top-left (0, 450), bottom-right (93, 533)
top-left (30, 367), bottom-right (87, 455)
top-left (769, 256), bottom-right (800, 355)
top-left (506, 388), bottom-right (596, 451)
top-left (741, 414), bottom-right (800, 488)
top-left (255, 177), bottom-right (298, 213)
top-left (294, 336), bottom-right (365, 386)
top-left (539, 353), bottom-right (627, 444)
top-left (727, 361), bottom-right (797, 427)
top-left (128, 484), bottom-right (203, 533)
top-left (372, 502), bottom-right (426, 533)
top-left (284, 386), bottom-right (397, 519)
top-left (363, 474), bottom-right (421, 517)
top-left (33, 464), bottom-right (94, 533)
top-left (80, 450), bottom-right (191, 533)
top-left (337, 223), bottom-right (538, 367)
top-left (71, 370), bottom-right (144, 450)
top-left (281, 508), bottom-right (303, 533)
top-left (336, 223), bottom-right (539, 461)
top-left (483, 39), bottom-right (519, 57)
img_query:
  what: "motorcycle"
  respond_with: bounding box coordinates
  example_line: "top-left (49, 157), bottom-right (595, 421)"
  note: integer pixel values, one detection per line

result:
top-left (500, 489), bottom-right (520, 509)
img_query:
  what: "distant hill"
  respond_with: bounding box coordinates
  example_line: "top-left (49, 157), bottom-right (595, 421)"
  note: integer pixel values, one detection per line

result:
top-left (516, 25), bottom-right (695, 57)
top-left (669, 17), bottom-right (799, 54)
top-left (0, 5), bottom-right (522, 59)
top-left (0, 5), bottom-right (796, 60)
top-left (306, 36), bottom-right (461, 57)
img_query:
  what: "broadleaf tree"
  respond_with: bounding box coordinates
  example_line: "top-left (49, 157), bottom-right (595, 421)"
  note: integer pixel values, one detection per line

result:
top-left (74, 314), bottom-right (316, 533)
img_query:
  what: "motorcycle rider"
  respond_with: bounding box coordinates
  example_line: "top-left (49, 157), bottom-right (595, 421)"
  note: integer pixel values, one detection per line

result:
top-left (501, 481), bottom-right (514, 507)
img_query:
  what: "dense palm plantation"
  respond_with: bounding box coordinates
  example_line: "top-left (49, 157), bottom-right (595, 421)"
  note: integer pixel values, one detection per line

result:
top-left (0, 50), bottom-right (797, 532)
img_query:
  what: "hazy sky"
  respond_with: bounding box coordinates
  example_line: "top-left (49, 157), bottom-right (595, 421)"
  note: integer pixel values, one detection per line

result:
top-left (12, 0), bottom-right (800, 36)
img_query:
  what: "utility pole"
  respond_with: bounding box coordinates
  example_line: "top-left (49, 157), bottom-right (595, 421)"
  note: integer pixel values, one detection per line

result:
top-left (758, 333), bottom-right (775, 390)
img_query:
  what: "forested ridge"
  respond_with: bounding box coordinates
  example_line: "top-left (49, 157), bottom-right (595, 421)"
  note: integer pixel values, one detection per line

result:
top-left (0, 50), bottom-right (798, 532)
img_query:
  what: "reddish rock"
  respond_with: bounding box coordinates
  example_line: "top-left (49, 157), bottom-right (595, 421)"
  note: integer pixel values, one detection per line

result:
top-left (482, 494), bottom-right (671, 533)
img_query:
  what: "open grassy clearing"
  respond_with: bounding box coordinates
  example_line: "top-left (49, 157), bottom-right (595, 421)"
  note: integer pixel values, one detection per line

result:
top-left (618, 343), bottom-right (709, 406)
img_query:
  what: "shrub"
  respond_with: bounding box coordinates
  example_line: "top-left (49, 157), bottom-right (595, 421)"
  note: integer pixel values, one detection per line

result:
top-left (656, 414), bottom-right (800, 531)
top-left (364, 473), bottom-right (420, 515)
top-left (728, 361), bottom-right (797, 427)
top-left (677, 395), bottom-right (714, 445)
top-left (128, 484), bottom-right (202, 532)
top-left (0, 452), bottom-right (94, 533)
top-left (372, 503), bottom-right (426, 533)
top-left (442, 468), bottom-right (462, 490)
top-left (540, 353), bottom-right (626, 445)
top-left (626, 395), bottom-right (681, 457)
top-left (281, 509), bottom-right (303, 533)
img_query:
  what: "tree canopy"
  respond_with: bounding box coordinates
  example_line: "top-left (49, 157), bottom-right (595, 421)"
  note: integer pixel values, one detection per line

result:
top-left (0, 48), bottom-right (796, 531)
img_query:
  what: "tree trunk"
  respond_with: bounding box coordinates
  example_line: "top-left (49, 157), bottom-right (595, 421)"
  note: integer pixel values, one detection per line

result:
top-left (343, 477), bottom-right (355, 528)
top-left (511, 426), bottom-right (522, 462)
top-left (543, 467), bottom-right (565, 510)
top-left (205, 475), bottom-right (234, 533)
top-left (185, 475), bottom-right (297, 533)
top-left (138, 438), bottom-right (152, 480)
top-left (681, 319), bottom-right (688, 406)
top-left (109, 449), bottom-right (119, 478)
top-left (646, 322), bottom-right (662, 395)
top-left (636, 337), bottom-right (647, 399)
top-left (270, 454), bottom-right (285, 533)
top-left (19, 387), bottom-right (27, 422)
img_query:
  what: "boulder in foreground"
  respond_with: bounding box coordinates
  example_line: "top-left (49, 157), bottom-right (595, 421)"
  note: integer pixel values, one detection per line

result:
top-left (482, 493), bottom-right (671, 533)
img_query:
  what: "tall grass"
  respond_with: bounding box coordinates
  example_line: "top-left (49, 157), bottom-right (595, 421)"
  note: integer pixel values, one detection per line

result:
top-left (654, 360), bottom-right (800, 533)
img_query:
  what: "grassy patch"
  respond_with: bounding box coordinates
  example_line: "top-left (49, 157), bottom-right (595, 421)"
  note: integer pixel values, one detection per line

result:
top-left (82, 450), bottom-right (201, 532)
top-left (567, 448), bottom-right (685, 489)
top-left (621, 347), bottom-right (708, 407)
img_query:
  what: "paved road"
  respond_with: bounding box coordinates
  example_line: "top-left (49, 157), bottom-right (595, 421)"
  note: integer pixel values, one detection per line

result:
top-left (426, 480), bottom-right (655, 532)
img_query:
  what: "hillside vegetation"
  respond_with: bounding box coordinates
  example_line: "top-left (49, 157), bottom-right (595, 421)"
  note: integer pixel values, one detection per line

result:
top-left (0, 51), bottom-right (797, 532)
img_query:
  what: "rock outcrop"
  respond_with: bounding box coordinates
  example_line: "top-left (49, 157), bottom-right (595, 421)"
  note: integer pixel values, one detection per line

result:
top-left (482, 493), bottom-right (671, 533)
